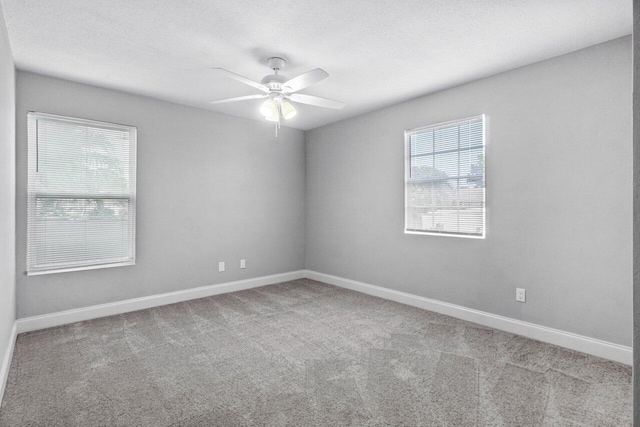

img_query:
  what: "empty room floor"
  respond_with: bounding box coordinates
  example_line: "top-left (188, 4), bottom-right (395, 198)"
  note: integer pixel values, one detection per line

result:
top-left (0, 279), bottom-right (631, 426)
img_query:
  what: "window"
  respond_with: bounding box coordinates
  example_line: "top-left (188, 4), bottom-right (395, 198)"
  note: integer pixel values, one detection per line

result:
top-left (404, 115), bottom-right (485, 238)
top-left (27, 112), bottom-right (137, 274)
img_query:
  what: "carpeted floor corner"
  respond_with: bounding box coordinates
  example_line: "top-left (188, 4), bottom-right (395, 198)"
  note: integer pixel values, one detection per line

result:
top-left (0, 279), bottom-right (632, 426)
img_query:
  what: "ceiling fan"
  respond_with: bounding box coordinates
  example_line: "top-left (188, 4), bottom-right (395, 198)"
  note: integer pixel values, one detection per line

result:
top-left (209, 57), bottom-right (345, 124)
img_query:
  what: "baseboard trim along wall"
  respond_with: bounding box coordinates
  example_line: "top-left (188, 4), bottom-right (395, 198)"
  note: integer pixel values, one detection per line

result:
top-left (304, 270), bottom-right (633, 365)
top-left (0, 322), bottom-right (17, 405)
top-left (12, 268), bottom-right (632, 365)
top-left (15, 270), bottom-right (306, 334)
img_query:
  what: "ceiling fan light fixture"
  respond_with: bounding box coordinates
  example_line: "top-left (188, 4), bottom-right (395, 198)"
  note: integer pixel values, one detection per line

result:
top-left (281, 101), bottom-right (297, 120)
top-left (260, 98), bottom-right (278, 118)
top-left (264, 113), bottom-right (280, 122)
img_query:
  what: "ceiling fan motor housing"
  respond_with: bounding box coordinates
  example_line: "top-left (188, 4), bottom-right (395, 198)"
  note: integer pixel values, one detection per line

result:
top-left (260, 74), bottom-right (288, 91)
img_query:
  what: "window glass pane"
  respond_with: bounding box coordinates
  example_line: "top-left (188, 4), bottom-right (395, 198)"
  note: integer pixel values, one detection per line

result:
top-left (34, 198), bottom-right (131, 268)
top-left (410, 154), bottom-right (432, 178)
top-left (434, 126), bottom-right (459, 152)
top-left (411, 131), bottom-right (434, 155)
top-left (434, 151), bottom-right (459, 178)
top-left (37, 118), bottom-right (131, 195)
top-left (459, 147), bottom-right (484, 179)
top-left (406, 179), bottom-right (458, 233)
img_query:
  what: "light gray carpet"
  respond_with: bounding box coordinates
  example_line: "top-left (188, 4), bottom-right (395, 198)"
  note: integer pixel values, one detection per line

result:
top-left (0, 279), bottom-right (632, 426)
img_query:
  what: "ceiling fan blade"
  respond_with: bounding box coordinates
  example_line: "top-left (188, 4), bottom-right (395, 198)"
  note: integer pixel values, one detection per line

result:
top-left (212, 68), bottom-right (269, 93)
top-left (289, 93), bottom-right (345, 110)
top-left (208, 94), bottom-right (267, 104)
top-left (282, 68), bottom-right (329, 93)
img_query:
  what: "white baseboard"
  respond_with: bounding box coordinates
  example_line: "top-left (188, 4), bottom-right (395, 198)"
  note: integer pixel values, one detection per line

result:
top-left (0, 321), bottom-right (17, 405)
top-left (304, 270), bottom-right (632, 365)
top-left (16, 270), bottom-right (305, 334)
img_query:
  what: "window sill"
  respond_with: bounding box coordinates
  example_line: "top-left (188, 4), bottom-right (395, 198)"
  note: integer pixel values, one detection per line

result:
top-left (27, 260), bottom-right (135, 276)
top-left (404, 230), bottom-right (486, 239)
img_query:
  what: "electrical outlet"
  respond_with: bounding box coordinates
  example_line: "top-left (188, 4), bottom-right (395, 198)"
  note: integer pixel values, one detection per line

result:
top-left (240, 259), bottom-right (246, 269)
top-left (218, 261), bottom-right (225, 272)
top-left (516, 288), bottom-right (526, 303)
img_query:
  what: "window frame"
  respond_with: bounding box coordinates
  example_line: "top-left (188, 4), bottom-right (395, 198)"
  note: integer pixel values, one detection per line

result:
top-left (26, 112), bottom-right (138, 275)
top-left (404, 114), bottom-right (486, 239)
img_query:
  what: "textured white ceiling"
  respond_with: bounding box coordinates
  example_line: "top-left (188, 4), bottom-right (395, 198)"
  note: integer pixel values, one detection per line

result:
top-left (0, 0), bottom-right (631, 130)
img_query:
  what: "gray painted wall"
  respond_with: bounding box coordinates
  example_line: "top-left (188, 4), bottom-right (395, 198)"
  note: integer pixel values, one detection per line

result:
top-left (632, 0), bottom-right (639, 422)
top-left (306, 36), bottom-right (632, 346)
top-left (16, 72), bottom-right (306, 317)
top-left (0, 2), bottom-right (16, 375)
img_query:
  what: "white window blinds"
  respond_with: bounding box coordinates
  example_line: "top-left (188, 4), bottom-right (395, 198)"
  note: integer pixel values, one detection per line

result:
top-left (27, 112), bottom-right (137, 274)
top-left (404, 115), bottom-right (485, 238)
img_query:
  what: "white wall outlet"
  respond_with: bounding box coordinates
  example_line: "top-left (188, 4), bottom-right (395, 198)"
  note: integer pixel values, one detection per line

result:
top-left (240, 259), bottom-right (246, 269)
top-left (516, 288), bottom-right (526, 303)
top-left (218, 261), bottom-right (225, 272)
